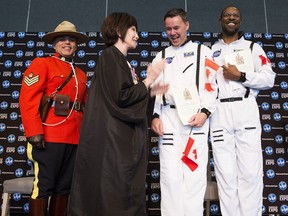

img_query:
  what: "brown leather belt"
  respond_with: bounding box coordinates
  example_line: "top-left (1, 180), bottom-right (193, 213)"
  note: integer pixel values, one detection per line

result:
top-left (69, 102), bottom-right (84, 111)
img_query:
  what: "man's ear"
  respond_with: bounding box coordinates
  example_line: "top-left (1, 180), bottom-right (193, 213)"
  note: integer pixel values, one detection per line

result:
top-left (185, 21), bottom-right (190, 31)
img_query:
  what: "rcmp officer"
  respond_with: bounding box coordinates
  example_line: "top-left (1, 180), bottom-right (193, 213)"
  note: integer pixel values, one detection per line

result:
top-left (19, 21), bottom-right (88, 216)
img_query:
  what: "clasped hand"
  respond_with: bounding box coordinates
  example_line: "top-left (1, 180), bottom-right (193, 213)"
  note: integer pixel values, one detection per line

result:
top-left (145, 59), bottom-right (166, 85)
top-left (222, 63), bottom-right (241, 81)
top-left (150, 82), bottom-right (169, 96)
top-left (27, 134), bottom-right (46, 149)
top-left (187, 112), bottom-right (207, 127)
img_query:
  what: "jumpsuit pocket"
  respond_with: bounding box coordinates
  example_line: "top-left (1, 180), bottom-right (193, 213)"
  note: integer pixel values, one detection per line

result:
top-left (159, 133), bottom-right (178, 160)
top-left (211, 129), bottom-right (224, 143)
top-left (192, 132), bottom-right (205, 136)
top-left (161, 133), bottom-right (174, 145)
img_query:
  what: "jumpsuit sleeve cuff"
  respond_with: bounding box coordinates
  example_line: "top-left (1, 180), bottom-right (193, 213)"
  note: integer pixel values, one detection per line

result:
top-left (200, 108), bottom-right (211, 118)
top-left (152, 113), bottom-right (159, 120)
top-left (238, 72), bottom-right (247, 82)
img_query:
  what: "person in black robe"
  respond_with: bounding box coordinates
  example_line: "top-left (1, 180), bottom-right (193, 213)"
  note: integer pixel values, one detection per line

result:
top-left (68, 12), bottom-right (166, 216)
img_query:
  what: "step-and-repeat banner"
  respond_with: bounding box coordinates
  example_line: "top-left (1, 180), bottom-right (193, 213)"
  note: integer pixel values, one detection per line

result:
top-left (0, 31), bottom-right (287, 215)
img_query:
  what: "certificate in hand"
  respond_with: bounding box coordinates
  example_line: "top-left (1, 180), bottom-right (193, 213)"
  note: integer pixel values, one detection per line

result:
top-left (172, 85), bottom-right (201, 125)
top-left (223, 49), bottom-right (254, 73)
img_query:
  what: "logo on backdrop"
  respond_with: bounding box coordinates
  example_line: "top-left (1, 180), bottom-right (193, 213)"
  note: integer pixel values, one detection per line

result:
top-left (0, 31), bottom-right (286, 215)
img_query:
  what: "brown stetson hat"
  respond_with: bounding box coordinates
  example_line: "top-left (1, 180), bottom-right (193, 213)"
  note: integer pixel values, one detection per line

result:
top-left (42, 20), bottom-right (89, 44)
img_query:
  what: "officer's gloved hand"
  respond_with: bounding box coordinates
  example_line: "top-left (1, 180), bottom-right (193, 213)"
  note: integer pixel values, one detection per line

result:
top-left (27, 134), bottom-right (45, 149)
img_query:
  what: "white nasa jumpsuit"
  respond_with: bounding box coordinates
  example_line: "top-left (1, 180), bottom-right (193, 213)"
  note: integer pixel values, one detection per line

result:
top-left (152, 40), bottom-right (218, 216)
top-left (211, 36), bottom-right (276, 216)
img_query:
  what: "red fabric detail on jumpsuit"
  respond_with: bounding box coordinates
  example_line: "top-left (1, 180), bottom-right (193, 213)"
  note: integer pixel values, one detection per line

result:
top-left (204, 58), bottom-right (219, 92)
top-left (181, 137), bottom-right (198, 172)
top-left (259, 55), bottom-right (270, 65)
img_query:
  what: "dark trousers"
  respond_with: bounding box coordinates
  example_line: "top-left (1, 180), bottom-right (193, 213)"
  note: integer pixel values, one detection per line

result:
top-left (27, 142), bottom-right (77, 198)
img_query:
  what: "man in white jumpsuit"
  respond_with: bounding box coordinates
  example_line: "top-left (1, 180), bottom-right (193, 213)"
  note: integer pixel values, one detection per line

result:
top-left (210, 6), bottom-right (276, 216)
top-left (151, 8), bottom-right (219, 216)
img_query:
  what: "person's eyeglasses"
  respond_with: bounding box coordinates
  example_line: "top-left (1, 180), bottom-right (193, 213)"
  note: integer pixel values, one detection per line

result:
top-left (222, 13), bottom-right (240, 18)
top-left (55, 36), bottom-right (77, 42)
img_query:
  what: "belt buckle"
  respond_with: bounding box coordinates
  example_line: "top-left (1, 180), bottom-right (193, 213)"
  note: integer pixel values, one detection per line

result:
top-left (74, 102), bottom-right (81, 111)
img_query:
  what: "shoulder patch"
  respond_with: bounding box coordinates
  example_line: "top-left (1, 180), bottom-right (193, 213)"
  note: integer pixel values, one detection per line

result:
top-left (24, 72), bottom-right (40, 86)
top-left (184, 52), bottom-right (194, 57)
top-left (212, 50), bottom-right (221, 58)
top-left (166, 56), bottom-right (174, 64)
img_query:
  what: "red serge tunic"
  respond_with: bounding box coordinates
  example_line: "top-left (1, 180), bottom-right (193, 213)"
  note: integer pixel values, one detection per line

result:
top-left (19, 53), bottom-right (87, 145)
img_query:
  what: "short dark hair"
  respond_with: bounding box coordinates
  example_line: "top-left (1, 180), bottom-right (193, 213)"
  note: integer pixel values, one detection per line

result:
top-left (164, 8), bottom-right (188, 23)
top-left (101, 12), bottom-right (138, 46)
top-left (220, 5), bottom-right (241, 19)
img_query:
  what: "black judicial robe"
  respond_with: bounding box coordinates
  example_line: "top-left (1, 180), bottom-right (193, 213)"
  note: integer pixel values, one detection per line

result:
top-left (68, 45), bottom-right (149, 216)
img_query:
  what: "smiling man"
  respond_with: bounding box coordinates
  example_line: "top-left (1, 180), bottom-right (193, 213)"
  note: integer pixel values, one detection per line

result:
top-left (151, 8), bottom-right (220, 216)
top-left (19, 21), bottom-right (88, 216)
top-left (210, 5), bottom-right (276, 216)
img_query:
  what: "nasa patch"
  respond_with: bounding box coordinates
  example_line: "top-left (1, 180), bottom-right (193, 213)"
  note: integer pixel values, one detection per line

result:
top-left (213, 50), bottom-right (221, 58)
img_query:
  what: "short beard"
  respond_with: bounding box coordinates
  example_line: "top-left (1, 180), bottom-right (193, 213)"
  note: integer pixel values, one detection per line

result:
top-left (223, 27), bottom-right (240, 37)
